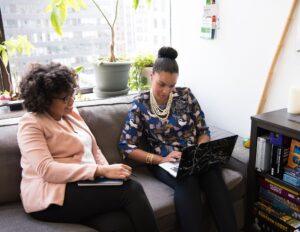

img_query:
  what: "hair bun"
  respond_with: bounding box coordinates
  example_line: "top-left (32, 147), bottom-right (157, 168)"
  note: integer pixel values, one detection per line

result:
top-left (158, 47), bottom-right (178, 60)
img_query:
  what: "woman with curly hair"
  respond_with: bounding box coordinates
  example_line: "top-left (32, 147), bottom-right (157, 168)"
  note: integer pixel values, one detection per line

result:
top-left (17, 63), bottom-right (159, 232)
top-left (119, 47), bottom-right (237, 232)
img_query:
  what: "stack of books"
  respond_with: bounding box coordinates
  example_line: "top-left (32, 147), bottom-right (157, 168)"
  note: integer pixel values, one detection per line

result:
top-left (253, 178), bottom-right (300, 231)
top-left (253, 136), bottom-right (300, 231)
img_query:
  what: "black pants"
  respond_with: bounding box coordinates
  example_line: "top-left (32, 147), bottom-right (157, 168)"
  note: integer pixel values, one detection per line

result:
top-left (149, 166), bottom-right (238, 232)
top-left (30, 179), bottom-right (159, 232)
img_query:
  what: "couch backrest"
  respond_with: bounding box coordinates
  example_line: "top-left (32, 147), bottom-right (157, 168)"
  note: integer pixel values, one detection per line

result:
top-left (0, 123), bottom-right (22, 205)
top-left (77, 95), bottom-right (135, 164)
top-left (0, 93), bottom-right (244, 206)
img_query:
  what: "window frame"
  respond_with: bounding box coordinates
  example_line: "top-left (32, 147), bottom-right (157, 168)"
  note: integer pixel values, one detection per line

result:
top-left (0, 8), bottom-right (12, 92)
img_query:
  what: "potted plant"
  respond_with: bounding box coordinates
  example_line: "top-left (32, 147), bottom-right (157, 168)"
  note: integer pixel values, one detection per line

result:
top-left (128, 53), bottom-right (154, 91)
top-left (46, 0), bottom-right (151, 98)
top-left (0, 35), bottom-right (34, 111)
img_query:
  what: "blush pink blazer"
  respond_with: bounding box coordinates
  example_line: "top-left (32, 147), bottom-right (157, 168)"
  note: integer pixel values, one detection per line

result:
top-left (17, 109), bottom-right (109, 213)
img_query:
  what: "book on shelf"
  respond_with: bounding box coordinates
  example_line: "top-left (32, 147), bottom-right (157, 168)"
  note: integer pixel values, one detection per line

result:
top-left (259, 187), bottom-right (300, 219)
top-left (270, 144), bottom-right (290, 179)
top-left (252, 212), bottom-right (278, 232)
top-left (253, 201), bottom-right (300, 231)
top-left (269, 133), bottom-right (291, 179)
top-left (283, 166), bottom-right (300, 188)
top-left (77, 177), bottom-right (124, 186)
top-left (260, 177), bottom-right (300, 205)
top-left (253, 206), bottom-right (299, 232)
top-left (260, 186), bottom-right (300, 211)
top-left (255, 135), bottom-right (271, 172)
top-left (288, 139), bottom-right (300, 169)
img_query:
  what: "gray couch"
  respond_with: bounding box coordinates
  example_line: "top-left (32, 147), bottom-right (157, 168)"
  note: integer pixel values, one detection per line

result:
top-left (0, 94), bottom-right (249, 232)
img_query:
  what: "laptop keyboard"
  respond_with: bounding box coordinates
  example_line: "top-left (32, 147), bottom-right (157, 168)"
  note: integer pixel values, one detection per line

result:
top-left (171, 166), bottom-right (179, 172)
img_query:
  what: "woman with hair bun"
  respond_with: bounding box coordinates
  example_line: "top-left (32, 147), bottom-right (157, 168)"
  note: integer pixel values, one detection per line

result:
top-left (17, 62), bottom-right (159, 232)
top-left (119, 47), bottom-right (237, 232)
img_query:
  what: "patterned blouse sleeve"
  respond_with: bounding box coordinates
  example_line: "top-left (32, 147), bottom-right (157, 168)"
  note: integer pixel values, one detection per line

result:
top-left (119, 99), bottom-right (144, 157)
top-left (188, 89), bottom-right (211, 138)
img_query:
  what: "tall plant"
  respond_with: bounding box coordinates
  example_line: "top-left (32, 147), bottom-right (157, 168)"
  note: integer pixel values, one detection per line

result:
top-left (46, 0), bottom-right (151, 62)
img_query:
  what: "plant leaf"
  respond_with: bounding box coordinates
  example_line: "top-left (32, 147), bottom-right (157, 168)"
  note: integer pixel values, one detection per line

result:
top-left (132, 0), bottom-right (139, 9)
top-left (50, 8), bottom-right (63, 36)
top-left (74, 65), bottom-right (85, 73)
top-left (59, 2), bottom-right (68, 23)
top-left (1, 49), bottom-right (9, 67)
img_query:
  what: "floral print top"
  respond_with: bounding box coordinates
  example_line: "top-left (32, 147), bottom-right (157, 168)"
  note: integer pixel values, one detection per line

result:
top-left (119, 87), bottom-right (210, 157)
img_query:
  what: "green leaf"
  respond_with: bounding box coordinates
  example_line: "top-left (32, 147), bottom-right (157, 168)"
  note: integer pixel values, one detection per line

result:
top-left (45, 3), bottom-right (53, 12)
top-left (59, 2), bottom-right (68, 23)
top-left (132, 0), bottom-right (139, 9)
top-left (74, 65), bottom-right (85, 73)
top-left (1, 49), bottom-right (9, 67)
top-left (50, 8), bottom-right (63, 36)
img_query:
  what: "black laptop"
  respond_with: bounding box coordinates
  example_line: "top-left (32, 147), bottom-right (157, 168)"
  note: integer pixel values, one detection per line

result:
top-left (158, 135), bottom-right (238, 179)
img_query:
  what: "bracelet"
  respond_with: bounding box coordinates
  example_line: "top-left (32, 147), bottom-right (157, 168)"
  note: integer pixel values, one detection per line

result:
top-left (149, 153), bottom-right (154, 165)
top-left (146, 153), bottom-right (154, 165)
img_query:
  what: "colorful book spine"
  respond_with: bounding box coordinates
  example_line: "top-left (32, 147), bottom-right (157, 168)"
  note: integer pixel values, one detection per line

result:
top-left (259, 187), bottom-right (300, 213)
top-left (253, 201), bottom-right (300, 231)
top-left (259, 191), bottom-right (300, 220)
top-left (288, 139), bottom-right (300, 169)
top-left (260, 178), bottom-right (300, 205)
top-left (253, 210), bottom-right (279, 232)
top-left (283, 167), bottom-right (300, 188)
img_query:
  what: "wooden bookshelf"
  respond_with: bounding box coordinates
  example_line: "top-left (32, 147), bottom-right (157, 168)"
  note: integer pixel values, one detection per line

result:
top-left (245, 108), bottom-right (300, 231)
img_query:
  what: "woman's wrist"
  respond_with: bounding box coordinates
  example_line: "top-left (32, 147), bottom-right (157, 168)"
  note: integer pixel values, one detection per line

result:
top-left (145, 153), bottom-right (154, 165)
top-left (145, 153), bottom-right (163, 165)
top-left (95, 165), bottom-right (106, 177)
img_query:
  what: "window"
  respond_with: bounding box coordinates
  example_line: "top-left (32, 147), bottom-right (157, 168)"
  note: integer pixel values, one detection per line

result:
top-left (0, 0), bottom-right (171, 90)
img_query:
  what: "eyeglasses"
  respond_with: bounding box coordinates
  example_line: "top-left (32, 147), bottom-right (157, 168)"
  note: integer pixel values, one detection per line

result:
top-left (53, 88), bottom-right (79, 103)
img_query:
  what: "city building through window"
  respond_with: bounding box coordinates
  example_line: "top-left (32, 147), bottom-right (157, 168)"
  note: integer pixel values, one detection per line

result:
top-left (0, 0), bottom-right (171, 91)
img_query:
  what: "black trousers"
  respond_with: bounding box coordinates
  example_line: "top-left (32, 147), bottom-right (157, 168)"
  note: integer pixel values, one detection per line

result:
top-left (30, 179), bottom-right (159, 232)
top-left (149, 165), bottom-right (238, 232)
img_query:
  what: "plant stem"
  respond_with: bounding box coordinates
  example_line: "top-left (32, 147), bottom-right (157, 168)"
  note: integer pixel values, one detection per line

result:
top-left (90, 0), bottom-right (118, 62)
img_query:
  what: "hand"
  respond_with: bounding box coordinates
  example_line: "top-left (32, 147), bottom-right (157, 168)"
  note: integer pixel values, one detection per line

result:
top-left (96, 164), bottom-right (132, 180)
top-left (160, 151), bottom-right (182, 163)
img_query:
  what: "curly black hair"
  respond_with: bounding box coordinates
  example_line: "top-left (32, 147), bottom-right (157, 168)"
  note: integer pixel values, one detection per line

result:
top-left (19, 63), bottom-right (78, 113)
top-left (153, 46), bottom-right (179, 74)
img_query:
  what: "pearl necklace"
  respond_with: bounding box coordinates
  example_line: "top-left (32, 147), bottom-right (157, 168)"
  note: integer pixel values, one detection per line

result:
top-left (149, 89), bottom-right (173, 122)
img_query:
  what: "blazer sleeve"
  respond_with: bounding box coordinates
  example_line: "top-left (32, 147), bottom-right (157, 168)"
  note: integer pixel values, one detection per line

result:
top-left (17, 114), bottom-right (98, 184)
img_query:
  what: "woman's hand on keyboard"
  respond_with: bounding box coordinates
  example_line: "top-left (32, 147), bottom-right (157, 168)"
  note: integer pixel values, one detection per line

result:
top-left (160, 151), bottom-right (182, 163)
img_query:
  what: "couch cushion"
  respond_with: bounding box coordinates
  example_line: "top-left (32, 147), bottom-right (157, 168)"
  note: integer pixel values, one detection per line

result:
top-left (0, 124), bottom-right (22, 204)
top-left (130, 167), bottom-right (179, 232)
top-left (132, 166), bottom-right (244, 232)
top-left (0, 202), bottom-right (96, 232)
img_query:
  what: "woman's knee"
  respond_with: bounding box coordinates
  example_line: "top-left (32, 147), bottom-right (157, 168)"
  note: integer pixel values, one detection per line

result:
top-left (125, 179), bottom-right (145, 195)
